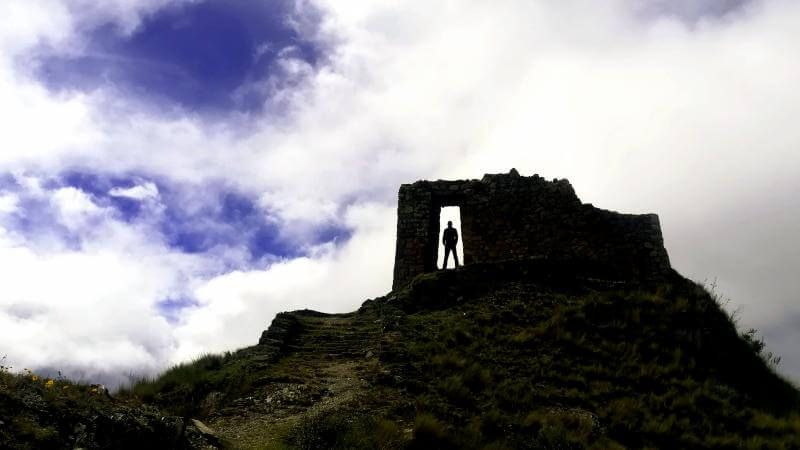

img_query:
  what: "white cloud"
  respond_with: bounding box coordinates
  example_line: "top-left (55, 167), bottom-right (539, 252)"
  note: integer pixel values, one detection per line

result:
top-left (50, 187), bottom-right (107, 230)
top-left (0, 176), bottom-right (393, 387)
top-left (0, 2), bottom-right (73, 56)
top-left (0, 193), bottom-right (20, 214)
top-left (0, 177), bottom-right (239, 385)
top-left (62, 0), bottom-right (196, 36)
top-left (0, 0), bottom-right (194, 55)
top-left (0, 222), bottom-right (178, 384)
top-left (109, 182), bottom-right (159, 200)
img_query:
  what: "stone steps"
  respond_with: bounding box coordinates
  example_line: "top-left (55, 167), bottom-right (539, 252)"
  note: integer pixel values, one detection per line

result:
top-left (286, 317), bottom-right (381, 360)
top-left (257, 309), bottom-right (384, 362)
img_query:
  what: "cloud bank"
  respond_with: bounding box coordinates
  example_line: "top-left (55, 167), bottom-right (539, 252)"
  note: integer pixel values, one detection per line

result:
top-left (1, 0), bottom-right (799, 386)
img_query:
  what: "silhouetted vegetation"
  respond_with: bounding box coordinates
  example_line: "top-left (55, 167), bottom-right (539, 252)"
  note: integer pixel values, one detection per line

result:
top-left (0, 361), bottom-right (204, 449)
top-left (118, 352), bottom-right (238, 417)
top-left (4, 264), bottom-right (799, 448)
top-left (375, 269), bottom-right (800, 449)
top-left (265, 266), bottom-right (800, 448)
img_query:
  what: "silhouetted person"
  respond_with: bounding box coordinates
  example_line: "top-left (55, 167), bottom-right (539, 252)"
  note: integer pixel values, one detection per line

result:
top-left (442, 221), bottom-right (460, 269)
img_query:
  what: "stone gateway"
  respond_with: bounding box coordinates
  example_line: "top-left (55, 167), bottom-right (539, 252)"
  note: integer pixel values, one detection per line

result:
top-left (392, 169), bottom-right (671, 290)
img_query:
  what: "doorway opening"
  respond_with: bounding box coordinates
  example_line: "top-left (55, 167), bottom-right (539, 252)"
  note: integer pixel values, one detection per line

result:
top-left (438, 206), bottom-right (463, 269)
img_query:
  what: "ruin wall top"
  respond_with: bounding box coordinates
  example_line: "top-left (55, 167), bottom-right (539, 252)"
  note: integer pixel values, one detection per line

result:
top-left (392, 169), bottom-right (671, 289)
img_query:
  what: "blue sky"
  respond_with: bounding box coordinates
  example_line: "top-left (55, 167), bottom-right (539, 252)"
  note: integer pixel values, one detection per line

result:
top-left (34, 0), bottom-right (324, 114)
top-left (1, 0), bottom-right (799, 388)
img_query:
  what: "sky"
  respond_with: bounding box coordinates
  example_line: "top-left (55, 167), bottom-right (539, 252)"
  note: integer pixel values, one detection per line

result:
top-left (0, 0), bottom-right (798, 388)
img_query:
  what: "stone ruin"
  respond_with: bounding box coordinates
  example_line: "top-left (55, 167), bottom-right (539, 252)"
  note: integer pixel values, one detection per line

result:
top-left (392, 169), bottom-right (671, 290)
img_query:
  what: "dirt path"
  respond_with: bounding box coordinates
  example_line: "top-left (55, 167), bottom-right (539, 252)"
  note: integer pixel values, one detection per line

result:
top-left (207, 312), bottom-right (382, 449)
top-left (209, 360), bottom-right (373, 449)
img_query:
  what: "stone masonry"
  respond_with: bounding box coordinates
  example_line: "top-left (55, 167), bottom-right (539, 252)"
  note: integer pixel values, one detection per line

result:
top-left (392, 169), bottom-right (671, 290)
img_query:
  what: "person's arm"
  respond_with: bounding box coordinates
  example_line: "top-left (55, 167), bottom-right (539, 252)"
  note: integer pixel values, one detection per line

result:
top-left (454, 231), bottom-right (459, 244)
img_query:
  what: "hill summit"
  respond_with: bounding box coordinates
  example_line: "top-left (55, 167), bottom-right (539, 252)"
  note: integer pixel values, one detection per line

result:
top-left (2, 172), bottom-right (799, 449)
top-left (393, 169), bottom-right (670, 288)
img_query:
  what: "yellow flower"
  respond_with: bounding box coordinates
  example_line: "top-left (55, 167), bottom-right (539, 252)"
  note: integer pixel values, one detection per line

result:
top-left (62, 386), bottom-right (69, 390)
top-left (45, 380), bottom-right (54, 388)
top-left (31, 375), bottom-right (39, 381)
top-left (90, 388), bottom-right (98, 393)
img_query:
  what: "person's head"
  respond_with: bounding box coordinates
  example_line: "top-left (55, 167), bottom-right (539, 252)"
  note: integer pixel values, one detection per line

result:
top-left (447, 221), bottom-right (453, 228)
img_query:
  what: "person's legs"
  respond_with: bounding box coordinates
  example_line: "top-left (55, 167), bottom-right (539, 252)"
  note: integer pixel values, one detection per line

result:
top-left (454, 247), bottom-right (460, 267)
top-left (443, 246), bottom-right (451, 269)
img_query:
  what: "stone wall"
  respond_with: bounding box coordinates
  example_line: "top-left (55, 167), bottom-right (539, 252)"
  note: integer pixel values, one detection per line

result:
top-left (392, 169), bottom-right (671, 289)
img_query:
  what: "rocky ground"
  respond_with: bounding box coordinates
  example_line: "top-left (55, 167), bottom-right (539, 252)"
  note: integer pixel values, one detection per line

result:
top-left (206, 313), bottom-right (388, 447)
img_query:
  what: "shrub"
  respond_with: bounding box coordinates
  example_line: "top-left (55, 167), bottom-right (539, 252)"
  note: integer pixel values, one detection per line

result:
top-left (117, 352), bottom-right (238, 417)
top-left (462, 363), bottom-right (493, 393)
top-left (410, 414), bottom-right (459, 450)
top-left (286, 413), bottom-right (405, 450)
top-left (438, 375), bottom-right (472, 406)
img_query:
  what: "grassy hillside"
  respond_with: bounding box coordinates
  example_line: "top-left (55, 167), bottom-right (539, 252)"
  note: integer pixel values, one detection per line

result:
top-left (380, 265), bottom-right (800, 448)
top-left (0, 365), bottom-right (217, 449)
top-left (2, 260), bottom-right (799, 448)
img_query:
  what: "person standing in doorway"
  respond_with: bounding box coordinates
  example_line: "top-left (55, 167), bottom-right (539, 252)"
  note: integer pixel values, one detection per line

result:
top-left (442, 221), bottom-right (460, 269)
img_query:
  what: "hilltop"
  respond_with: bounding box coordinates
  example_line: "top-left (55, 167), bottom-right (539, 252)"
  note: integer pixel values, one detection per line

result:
top-left (3, 259), bottom-right (799, 449)
top-left (2, 172), bottom-right (798, 448)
